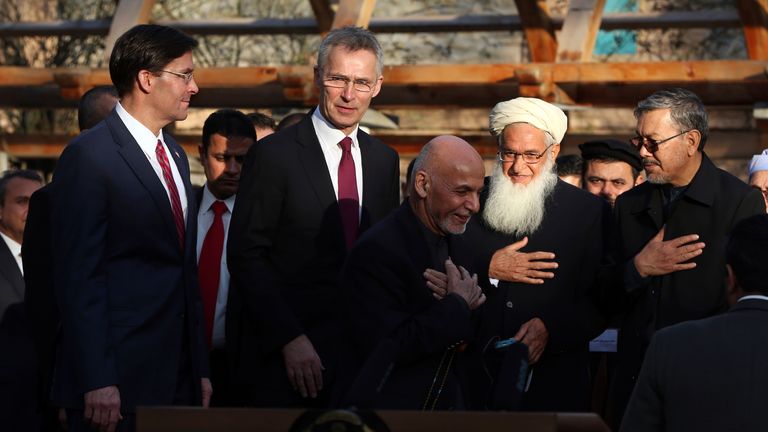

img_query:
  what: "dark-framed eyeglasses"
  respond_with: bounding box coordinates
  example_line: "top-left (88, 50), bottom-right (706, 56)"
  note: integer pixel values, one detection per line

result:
top-left (159, 69), bottom-right (194, 84)
top-left (630, 130), bottom-right (690, 152)
top-left (497, 143), bottom-right (554, 164)
top-left (323, 75), bottom-right (375, 93)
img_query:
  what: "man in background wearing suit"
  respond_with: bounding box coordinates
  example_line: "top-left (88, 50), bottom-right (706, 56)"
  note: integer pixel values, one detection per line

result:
top-left (195, 109), bottom-right (256, 406)
top-left (24, 85), bottom-right (118, 431)
top-left (228, 25), bottom-right (400, 407)
top-left (0, 170), bottom-right (43, 430)
top-left (621, 213), bottom-right (768, 432)
top-left (50, 24), bottom-right (210, 432)
top-left (609, 88), bottom-right (765, 428)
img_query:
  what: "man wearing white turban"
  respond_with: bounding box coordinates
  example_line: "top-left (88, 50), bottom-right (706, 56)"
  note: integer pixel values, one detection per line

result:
top-left (455, 97), bottom-right (608, 411)
top-left (748, 149), bottom-right (768, 211)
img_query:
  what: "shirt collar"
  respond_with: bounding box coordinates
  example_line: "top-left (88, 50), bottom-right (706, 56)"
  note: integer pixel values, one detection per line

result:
top-left (115, 101), bottom-right (165, 149)
top-left (738, 295), bottom-right (768, 302)
top-left (311, 106), bottom-right (359, 151)
top-left (201, 183), bottom-right (235, 214)
top-left (0, 231), bottom-right (21, 258)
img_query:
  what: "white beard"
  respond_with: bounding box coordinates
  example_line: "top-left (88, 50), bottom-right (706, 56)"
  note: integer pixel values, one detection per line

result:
top-left (482, 156), bottom-right (558, 236)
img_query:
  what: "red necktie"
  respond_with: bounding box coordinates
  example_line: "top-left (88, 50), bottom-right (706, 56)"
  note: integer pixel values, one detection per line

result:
top-left (198, 200), bottom-right (227, 348)
top-left (155, 140), bottom-right (185, 250)
top-left (337, 136), bottom-right (359, 250)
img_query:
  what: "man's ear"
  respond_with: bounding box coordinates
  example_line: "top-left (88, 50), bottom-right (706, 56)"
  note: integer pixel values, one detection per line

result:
top-left (414, 171), bottom-right (429, 198)
top-left (198, 144), bottom-right (206, 161)
top-left (550, 143), bottom-right (561, 160)
top-left (686, 130), bottom-right (702, 156)
top-left (137, 70), bottom-right (153, 94)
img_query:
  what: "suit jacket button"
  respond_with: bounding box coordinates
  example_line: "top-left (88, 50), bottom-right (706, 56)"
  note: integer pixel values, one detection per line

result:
top-left (506, 301), bottom-right (514, 309)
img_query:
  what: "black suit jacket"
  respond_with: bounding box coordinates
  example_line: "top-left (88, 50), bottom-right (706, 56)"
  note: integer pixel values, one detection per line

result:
top-left (22, 185), bottom-right (59, 412)
top-left (620, 298), bottom-right (768, 432)
top-left (459, 180), bottom-right (608, 411)
top-left (50, 110), bottom-right (208, 411)
top-left (227, 113), bottom-right (400, 405)
top-left (613, 154), bottom-right (765, 345)
top-left (340, 202), bottom-right (473, 410)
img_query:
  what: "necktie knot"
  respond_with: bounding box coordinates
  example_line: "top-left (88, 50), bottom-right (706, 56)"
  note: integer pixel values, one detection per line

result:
top-left (339, 136), bottom-right (353, 153)
top-left (211, 200), bottom-right (227, 217)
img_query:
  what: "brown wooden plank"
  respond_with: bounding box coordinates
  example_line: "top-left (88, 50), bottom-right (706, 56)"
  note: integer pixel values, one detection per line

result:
top-left (737, 0), bottom-right (768, 60)
top-left (103, 0), bottom-right (157, 62)
top-left (332, 0), bottom-right (377, 29)
top-left (514, 0), bottom-right (557, 62)
top-left (308, 0), bottom-right (335, 34)
top-left (556, 0), bottom-right (606, 63)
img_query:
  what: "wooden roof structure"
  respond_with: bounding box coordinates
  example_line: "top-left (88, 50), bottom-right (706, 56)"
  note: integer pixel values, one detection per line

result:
top-left (1, 0), bottom-right (768, 158)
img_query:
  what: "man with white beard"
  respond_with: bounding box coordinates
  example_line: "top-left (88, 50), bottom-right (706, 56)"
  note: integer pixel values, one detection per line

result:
top-left (457, 97), bottom-right (608, 412)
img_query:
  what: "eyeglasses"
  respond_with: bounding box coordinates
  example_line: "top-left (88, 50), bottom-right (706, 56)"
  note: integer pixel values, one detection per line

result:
top-left (159, 69), bottom-right (194, 84)
top-left (497, 143), bottom-right (554, 164)
top-left (630, 130), bottom-right (690, 152)
top-left (323, 75), bottom-right (375, 93)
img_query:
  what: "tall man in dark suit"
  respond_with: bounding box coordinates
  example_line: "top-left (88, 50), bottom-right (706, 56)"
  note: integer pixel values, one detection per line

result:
top-left (341, 136), bottom-right (485, 410)
top-left (228, 26), bottom-right (400, 407)
top-left (0, 170), bottom-right (43, 430)
top-left (609, 88), bottom-right (765, 428)
top-left (50, 24), bottom-right (210, 432)
top-left (620, 214), bottom-right (768, 432)
top-left (195, 109), bottom-right (256, 406)
top-left (458, 97), bottom-right (607, 411)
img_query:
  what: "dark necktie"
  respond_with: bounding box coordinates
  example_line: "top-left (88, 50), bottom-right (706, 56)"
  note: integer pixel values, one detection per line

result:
top-left (155, 140), bottom-right (185, 250)
top-left (338, 136), bottom-right (359, 250)
top-left (198, 200), bottom-right (227, 348)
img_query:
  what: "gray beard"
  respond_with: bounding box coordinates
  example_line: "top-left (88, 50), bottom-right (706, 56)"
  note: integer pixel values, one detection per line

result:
top-left (482, 157), bottom-right (558, 236)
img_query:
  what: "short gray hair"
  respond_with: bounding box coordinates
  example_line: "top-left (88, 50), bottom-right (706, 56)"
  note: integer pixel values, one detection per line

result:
top-left (634, 87), bottom-right (709, 150)
top-left (317, 26), bottom-right (383, 78)
top-left (0, 169), bottom-right (43, 206)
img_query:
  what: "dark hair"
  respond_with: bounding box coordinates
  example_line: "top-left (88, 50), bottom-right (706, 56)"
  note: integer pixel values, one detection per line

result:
top-left (556, 154), bottom-right (583, 177)
top-left (109, 24), bottom-right (198, 97)
top-left (634, 87), bottom-right (709, 151)
top-left (0, 169), bottom-right (43, 206)
top-left (78, 85), bottom-right (119, 131)
top-left (726, 214), bottom-right (768, 295)
top-left (276, 112), bottom-right (306, 131)
top-left (317, 26), bottom-right (383, 77)
top-left (201, 109), bottom-right (257, 152)
top-left (584, 156), bottom-right (641, 180)
top-left (247, 112), bottom-right (276, 131)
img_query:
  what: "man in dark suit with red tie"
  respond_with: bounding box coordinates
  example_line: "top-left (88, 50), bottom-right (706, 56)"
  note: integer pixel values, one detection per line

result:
top-left (195, 109), bottom-right (256, 406)
top-left (227, 26), bottom-right (400, 407)
top-left (50, 24), bottom-right (210, 431)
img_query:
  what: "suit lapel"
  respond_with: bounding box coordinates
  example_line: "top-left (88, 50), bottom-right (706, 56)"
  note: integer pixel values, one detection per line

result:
top-left (0, 239), bottom-right (24, 300)
top-left (296, 116), bottom-right (337, 212)
top-left (106, 112), bottom-right (181, 249)
top-left (358, 132), bottom-right (375, 231)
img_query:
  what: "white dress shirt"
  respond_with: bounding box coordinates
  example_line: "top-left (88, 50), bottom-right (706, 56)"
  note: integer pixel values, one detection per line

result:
top-left (196, 185), bottom-right (235, 349)
top-left (0, 231), bottom-right (22, 275)
top-left (115, 102), bottom-right (188, 220)
top-left (311, 107), bottom-right (364, 211)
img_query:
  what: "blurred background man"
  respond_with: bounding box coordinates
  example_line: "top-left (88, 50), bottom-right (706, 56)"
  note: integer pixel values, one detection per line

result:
top-left (555, 154), bottom-right (583, 188)
top-left (579, 139), bottom-right (643, 208)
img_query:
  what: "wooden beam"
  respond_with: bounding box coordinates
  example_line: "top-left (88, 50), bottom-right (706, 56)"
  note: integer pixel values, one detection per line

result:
top-left (514, 0), bottom-right (557, 62)
top-left (737, 0), bottom-right (768, 60)
top-left (557, 0), bottom-right (606, 63)
top-left (103, 0), bottom-right (157, 63)
top-left (1, 61), bottom-right (767, 108)
top-left (3, 129), bottom-right (762, 159)
top-left (308, 0), bottom-right (334, 34)
top-left (331, 0), bottom-right (376, 29)
top-left (0, 11), bottom-right (744, 37)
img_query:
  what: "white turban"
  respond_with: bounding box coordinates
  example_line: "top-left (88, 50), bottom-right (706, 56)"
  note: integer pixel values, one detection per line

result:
top-left (749, 149), bottom-right (768, 175)
top-left (489, 97), bottom-right (568, 144)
